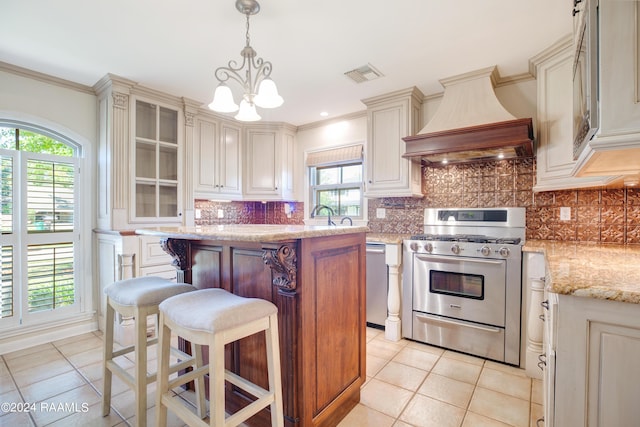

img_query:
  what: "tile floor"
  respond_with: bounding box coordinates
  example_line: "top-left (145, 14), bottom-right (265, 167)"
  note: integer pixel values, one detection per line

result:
top-left (0, 327), bottom-right (542, 427)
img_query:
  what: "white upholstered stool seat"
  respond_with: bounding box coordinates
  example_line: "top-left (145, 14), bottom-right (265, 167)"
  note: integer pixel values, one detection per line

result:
top-left (102, 276), bottom-right (199, 427)
top-left (156, 288), bottom-right (284, 427)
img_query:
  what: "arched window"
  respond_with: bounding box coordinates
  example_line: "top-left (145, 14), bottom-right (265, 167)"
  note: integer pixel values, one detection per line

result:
top-left (0, 125), bottom-right (81, 328)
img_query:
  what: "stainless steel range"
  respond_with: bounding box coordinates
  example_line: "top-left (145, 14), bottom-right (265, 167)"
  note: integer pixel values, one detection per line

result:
top-left (402, 207), bottom-right (525, 366)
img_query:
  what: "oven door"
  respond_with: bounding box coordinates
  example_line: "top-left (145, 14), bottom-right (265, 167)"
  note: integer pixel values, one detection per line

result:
top-left (412, 253), bottom-right (506, 327)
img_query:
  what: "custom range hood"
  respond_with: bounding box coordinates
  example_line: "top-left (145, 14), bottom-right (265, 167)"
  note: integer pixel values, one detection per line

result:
top-left (403, 66), bottom-right (533, 165)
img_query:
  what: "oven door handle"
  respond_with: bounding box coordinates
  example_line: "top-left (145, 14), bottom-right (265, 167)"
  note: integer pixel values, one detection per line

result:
top-left (415, 254), bottom-right (505, 266)
top-left (415, 312), bottom-right (503, 334)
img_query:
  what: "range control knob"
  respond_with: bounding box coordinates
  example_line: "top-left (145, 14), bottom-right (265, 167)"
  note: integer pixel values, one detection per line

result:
top-left (451, 244), bottom-right (461, 255)
top-left (499, 247), bottom-right (510, 257)
top-left (480, 245), bottom-right (492, 256)
top-left (410, 242), bottom-right (419, 252)
top-left (424, 242), bottom-right (434, 253)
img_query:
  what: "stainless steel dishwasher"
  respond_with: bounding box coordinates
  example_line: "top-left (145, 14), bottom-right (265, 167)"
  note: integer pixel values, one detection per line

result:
top-left (366, 243), bottom-right (388, 329)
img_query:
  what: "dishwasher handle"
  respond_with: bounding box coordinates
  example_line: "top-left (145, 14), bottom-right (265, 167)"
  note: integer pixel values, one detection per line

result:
top-left (366, 245), bottom-right (385, 254)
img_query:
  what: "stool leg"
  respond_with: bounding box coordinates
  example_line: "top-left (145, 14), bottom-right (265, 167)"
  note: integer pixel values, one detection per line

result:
top-left (209, 335), bottom-right (226, 427)
top-left (102, 300), bottom-right (115, 417)
top-left (134, 306), bottom-right (149, 427)
top-left (156, 312), bottom-right (170, 427)
top-left (194, 343), bottom-right (207, 419)
top-left (266, 314), bottom-right (284, 427)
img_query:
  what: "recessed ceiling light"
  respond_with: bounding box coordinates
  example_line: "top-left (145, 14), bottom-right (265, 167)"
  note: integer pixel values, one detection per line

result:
top-left (320, 111), bottom-right (329, 117)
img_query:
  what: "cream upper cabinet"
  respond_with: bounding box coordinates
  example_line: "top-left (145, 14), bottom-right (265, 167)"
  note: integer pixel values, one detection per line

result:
top-left (574, 0), bottom-right (640, 177)
top-left (193, 116), bottom-right (242, 199)
top-left (244, 124), bottom-right (295, 200)
top-left (532, 35), bottom-right (617, 191)
top-left (553, 293), bottom-right (640, 427)
top-left (95, 75), bottom-right (186, 230)
top-left (132, 98), bottom-right (182, 221)
top-left (362, 87), bottom-right (423, 198)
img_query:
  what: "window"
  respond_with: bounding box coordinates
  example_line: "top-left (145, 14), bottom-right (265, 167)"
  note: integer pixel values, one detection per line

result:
top-left (0, 126), bottom-right (79, 326)
top-left (310, 162), bottom-right (363, 218)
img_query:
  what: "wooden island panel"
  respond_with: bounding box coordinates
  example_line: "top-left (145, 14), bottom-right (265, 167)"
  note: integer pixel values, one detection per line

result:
top-left (159, 232), bottom-right (366, 427)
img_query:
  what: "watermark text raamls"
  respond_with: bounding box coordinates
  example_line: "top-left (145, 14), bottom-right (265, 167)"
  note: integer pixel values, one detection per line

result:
top-left (1, 401), bottom-right (90, 413)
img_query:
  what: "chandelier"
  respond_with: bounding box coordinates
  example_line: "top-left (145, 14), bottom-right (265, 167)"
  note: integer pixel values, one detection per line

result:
top-left (208, 0), bottom-right (283, 122)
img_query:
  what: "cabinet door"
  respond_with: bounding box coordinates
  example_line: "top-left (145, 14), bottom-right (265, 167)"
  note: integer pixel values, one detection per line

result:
top-left (132, 99), bottom-right (181, 221)
top-left (245, 128), bottom-right (280, 197)
top-left (194, 118), bottom-right (218, 194)
top-left (218, 122), bottom-right (242, 196)
top-left (533, 36), bottom-right (614, 191)
top-left (193, 118), bottom-right (242, 199)
top-left (587, 322), bottom-right (640, 427)
top-left (363, 88), bottom-right (422, 198)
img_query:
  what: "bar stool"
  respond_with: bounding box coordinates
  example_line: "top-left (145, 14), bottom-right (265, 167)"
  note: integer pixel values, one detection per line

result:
top-left (156, 288), bottom-right (284, 427)
top-left (102, 276), bottom-right (201, 427)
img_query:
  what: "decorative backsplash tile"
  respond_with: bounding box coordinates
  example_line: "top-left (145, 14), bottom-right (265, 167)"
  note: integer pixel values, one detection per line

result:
top-left (195, 157), bottom-right (639, 244)
top-left (368, 157), bottom-right (640, 245)
top-left (194, 200), bottom-right (304, 226)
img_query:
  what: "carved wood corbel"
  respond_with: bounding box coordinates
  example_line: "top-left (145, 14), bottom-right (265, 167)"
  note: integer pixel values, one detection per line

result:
top-left (160, 238), bottom-right (190, 282)
top-left (263, 243), bottom-right (297, 291)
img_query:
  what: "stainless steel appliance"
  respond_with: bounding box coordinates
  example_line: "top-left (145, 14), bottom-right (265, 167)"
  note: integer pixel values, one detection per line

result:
top-left (402, 207), bottom-right (525, 365)
top-left (366, 243), bottom-right (388, 328)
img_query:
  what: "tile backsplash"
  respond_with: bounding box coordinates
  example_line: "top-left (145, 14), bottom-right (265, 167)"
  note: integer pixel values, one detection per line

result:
top-left (367, 157), bottom-right (640, 245)
top-left (194, 200), bottom-right (304, 225)
top-left (195, 157), bottom-right (639, 244)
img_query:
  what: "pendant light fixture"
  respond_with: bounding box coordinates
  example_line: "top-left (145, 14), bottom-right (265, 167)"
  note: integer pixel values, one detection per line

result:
top-left (208, 0), bottom-right (283, 122)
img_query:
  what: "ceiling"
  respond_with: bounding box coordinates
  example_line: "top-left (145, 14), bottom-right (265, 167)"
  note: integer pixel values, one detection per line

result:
top-left (1, 0), bottom-right (571, 127)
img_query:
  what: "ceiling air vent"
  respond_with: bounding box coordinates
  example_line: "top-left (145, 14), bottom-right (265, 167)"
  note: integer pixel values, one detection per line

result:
top-left (344, 63), bottom-right (384, 83)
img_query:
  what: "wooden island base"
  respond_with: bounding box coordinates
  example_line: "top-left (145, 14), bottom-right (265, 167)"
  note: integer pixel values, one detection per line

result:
top-left (150, 229), bottom-right (366, 427)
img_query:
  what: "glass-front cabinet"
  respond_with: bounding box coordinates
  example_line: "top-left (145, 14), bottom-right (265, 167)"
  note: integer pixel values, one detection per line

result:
top-left (133, 99), bottom-right (181, 221)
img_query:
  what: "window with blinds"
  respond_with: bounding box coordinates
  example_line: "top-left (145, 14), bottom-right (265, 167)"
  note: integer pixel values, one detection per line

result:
top-left (26, 160), bottom-right (75, 233)
top-left (308, 145), bottom-right (364, 218)
top-left (0, 125), bottom-right (78, 326)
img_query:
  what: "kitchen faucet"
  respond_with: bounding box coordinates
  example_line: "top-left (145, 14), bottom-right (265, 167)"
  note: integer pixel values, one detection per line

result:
top-left (310, 204), bottom-right (335, 226)
top-left (340, 216), bottom-right (353, 226)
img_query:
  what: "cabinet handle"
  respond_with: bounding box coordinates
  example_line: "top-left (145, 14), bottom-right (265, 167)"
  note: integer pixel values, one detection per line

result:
top-left (572, 8), bottom-right (580, 16)
top-left (537, 417), bottom-right (545, 427)
top-left (537, 353), bottom-right (547, 370)
top-left (539, 314), bottom-right (545, 322)
top-left (541, 300), bottom-right (549, 310)
top-left (574, 0), bottom-right (582, 6)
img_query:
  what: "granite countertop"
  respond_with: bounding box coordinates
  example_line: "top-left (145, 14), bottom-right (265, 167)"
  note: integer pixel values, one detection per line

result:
top-left (136, 224), bottom-right (368, 242)
top-left (524, 240), bottom-right (640, 304)
top-left (366, 233), bottom-right (411, 244)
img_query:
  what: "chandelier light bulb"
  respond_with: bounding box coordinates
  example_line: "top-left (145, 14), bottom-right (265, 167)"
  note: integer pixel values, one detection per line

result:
top-left (254, 78), bottom-right (284, 109)
top-left (208, 84), bottom-right (239, 113)
top-left (235, 99), bottom-right (261, 121)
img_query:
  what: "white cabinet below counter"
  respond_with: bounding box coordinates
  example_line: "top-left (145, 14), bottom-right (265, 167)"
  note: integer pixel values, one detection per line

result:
top-left (523, 241), bottom-right (640, 427)
top-left (553, 293), bottom-right (640, 427)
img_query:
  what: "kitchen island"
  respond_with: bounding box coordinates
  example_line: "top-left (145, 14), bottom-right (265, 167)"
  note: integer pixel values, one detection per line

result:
top-left (136, 225), bottom-right (367, 427)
